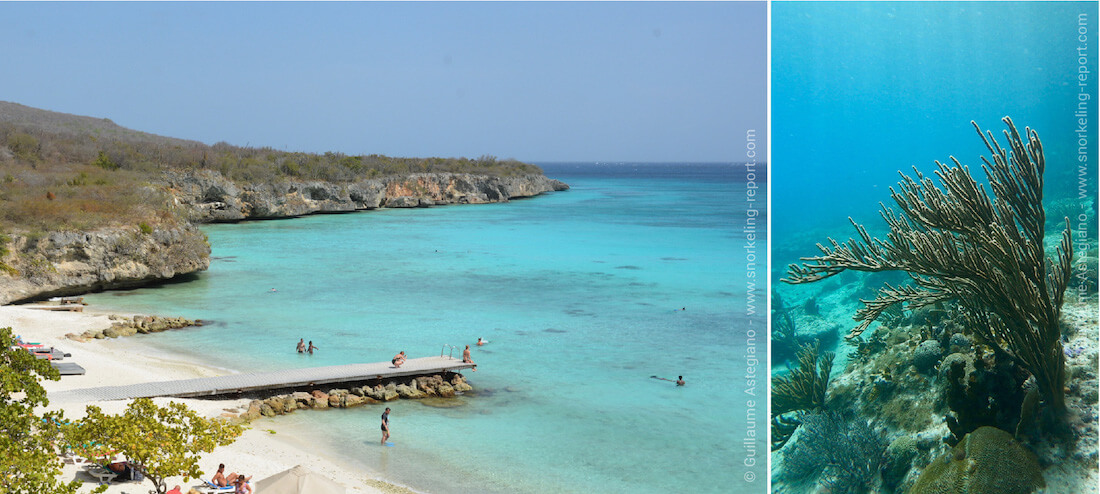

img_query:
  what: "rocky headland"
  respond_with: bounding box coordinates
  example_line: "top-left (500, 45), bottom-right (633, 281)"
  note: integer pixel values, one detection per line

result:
top-left (0, 224), bottom-right (210, 305)
top-left (165, 169), bottom-right (568, 222)
top-left (0, 169), bottom-right (567, 304)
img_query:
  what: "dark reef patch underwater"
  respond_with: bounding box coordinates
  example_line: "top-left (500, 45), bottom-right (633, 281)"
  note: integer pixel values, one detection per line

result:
top-left (770, 119), bottom-right (1100, 493)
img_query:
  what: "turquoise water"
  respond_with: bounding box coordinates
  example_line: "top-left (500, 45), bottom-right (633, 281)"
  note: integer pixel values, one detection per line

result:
top-left (84, 163), bottom-right (766, 493)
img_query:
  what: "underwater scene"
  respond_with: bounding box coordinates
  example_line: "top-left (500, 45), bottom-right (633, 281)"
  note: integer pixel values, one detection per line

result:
top-left (771, 2), bottom-right (1099, 494)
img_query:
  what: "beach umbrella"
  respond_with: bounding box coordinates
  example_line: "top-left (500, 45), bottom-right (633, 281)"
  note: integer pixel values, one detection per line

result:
top-left (254, 465), bottom-right (345, 494)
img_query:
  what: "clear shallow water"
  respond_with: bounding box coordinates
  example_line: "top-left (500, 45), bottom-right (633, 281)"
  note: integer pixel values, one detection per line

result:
top-left (84, 163), bottom-right (766, 494)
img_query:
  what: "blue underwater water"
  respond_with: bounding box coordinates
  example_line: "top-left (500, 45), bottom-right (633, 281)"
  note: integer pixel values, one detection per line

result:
top-left (83, 163), bottom-right (767, 494)
top-left (770, 4), bottom-right (1098, 491)
top-left (772, 1), bottom-right (1097, 257)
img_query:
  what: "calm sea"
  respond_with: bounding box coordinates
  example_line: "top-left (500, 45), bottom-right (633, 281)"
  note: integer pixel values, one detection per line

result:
top-left (83, 162), bottom-right (765, 493)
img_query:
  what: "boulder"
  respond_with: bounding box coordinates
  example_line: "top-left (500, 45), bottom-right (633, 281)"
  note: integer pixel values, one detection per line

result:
top-left (345, 394), bottom-right (365, 408)
top-left (366, 386), bottom-right (386, 401)
top-left (291, 391), bottom-right (313, 407)
top-left (396, 384), bottom-right (425, 399)
top-left (241, 400), bottom-right (263, 421)
top-left (437, 383), bottom-right (456, 398)
top-left (260, 403), bottom-right (275, 418)
top-left (264, 397), bottom-right (286, 415)
top-left (383, 389), bottom-right (399, 401)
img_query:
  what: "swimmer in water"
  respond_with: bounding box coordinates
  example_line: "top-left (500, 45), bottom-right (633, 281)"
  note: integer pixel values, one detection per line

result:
top-left (652, 375), bottom-right (685, 386)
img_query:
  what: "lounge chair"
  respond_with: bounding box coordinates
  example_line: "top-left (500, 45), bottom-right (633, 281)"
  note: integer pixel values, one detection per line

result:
top-left (83, 465), bottom-right (116, 483)
top-left (193, 480), bottom-right (235, 493)
top-left (50, 362), bottom-right (86, 375)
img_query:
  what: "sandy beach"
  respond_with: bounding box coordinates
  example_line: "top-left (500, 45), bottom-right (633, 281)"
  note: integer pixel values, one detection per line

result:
top-left (2, 303), bottom-right (415, 494)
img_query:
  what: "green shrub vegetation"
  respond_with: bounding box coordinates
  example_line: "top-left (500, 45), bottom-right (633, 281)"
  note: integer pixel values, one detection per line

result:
top-left (66, 398), bottom-right (243, 494)
top-left (1, 102), bottom-right (543, 234)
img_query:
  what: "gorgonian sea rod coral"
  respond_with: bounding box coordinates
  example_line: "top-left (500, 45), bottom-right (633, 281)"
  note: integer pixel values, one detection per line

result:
top-left (782, 117), bottom-right (1073, 418)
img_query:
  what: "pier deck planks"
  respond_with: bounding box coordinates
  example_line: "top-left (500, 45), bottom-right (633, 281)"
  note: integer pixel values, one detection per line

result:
top-left (49, 356), bottom-right (474, 403)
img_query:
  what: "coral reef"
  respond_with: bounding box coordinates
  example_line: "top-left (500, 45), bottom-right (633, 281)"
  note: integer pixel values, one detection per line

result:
top-left (910, 426), bottom-right (1044, 494)
top-left (783, 118), bottom-right (1074, 422)
top-left (913, 340), bottom-right (944, 374)
top-left (771, 342), bottom-right (834, 450)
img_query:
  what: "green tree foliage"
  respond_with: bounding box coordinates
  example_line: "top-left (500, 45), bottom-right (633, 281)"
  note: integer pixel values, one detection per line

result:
top-left (6, 132), bottom-right (40, 162)
top-left (66, 398), bottom-right (242, 494)
top-left (0, 327), bottom-right (96, 494)
top-left (91, 151), bottom-right (119, 171)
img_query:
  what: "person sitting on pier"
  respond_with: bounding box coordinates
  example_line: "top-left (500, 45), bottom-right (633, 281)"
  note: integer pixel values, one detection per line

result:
top-left (392, 351), bottom-right (406, 367)
top-left (463, 345), bottom-right (477, 371)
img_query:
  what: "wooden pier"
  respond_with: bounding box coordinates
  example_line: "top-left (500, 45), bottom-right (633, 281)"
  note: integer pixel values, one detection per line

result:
top-left (48, 356), bottom-right (474, 403)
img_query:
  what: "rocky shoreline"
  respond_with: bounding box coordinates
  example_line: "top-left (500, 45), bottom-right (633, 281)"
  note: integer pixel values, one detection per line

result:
top-left (0, 224), bottom-right (211, 305)
top-left (66, 313), bottom-right (203, 341)
top-left (0, 170), bottom-right (568, 305)
top-left (166, 169), bottom-right (569, 222)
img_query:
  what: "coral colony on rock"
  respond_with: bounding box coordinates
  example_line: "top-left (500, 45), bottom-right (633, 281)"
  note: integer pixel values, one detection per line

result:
top-left (770, 118), bottom-right (1098, 493)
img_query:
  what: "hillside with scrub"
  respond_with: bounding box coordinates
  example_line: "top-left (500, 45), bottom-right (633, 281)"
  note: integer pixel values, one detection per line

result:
top-left (0, 101), bottom-right (567, 303)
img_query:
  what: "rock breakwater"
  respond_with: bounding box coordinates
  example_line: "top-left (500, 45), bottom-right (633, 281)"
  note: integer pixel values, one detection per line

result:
top-left (225, 373), bottom-right (474, 424)
top-left (66, 314), bottom-right (203, 341)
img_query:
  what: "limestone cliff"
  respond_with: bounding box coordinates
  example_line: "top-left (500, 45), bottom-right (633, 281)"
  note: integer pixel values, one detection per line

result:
top-left (0, 170), bottom-right (566, 303)
top-left (0, 224), bottom-right (210, 304)
top-left (165, 170), bottom-right (569, 222)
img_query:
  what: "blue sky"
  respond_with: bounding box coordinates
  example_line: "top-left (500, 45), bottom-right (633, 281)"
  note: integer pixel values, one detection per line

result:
top-left (1, 2), bottom-right (766, 163)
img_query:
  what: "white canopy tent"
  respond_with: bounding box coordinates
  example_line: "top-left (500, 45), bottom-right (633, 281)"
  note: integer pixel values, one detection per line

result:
top-left (254, 465), bottom-right (346, 494)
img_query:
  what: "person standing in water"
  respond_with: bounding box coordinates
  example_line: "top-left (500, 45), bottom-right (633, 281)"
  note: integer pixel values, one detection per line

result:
top-left (296, 339), bottom-right (305, 353)
top-left (381, 407), bottom-right (391, 445)
top-left (307, 341), bottom-right (318, 355)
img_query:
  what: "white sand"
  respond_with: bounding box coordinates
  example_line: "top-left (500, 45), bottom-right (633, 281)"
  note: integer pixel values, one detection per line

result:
top-left (2, 304), bottom-right (415, 494)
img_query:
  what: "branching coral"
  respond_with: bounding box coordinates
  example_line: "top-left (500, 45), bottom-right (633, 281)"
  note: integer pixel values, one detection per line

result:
top-left (771, 341), bottom-right (834, 450)
top-left (782, 117), bottom-right (1073, 418)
